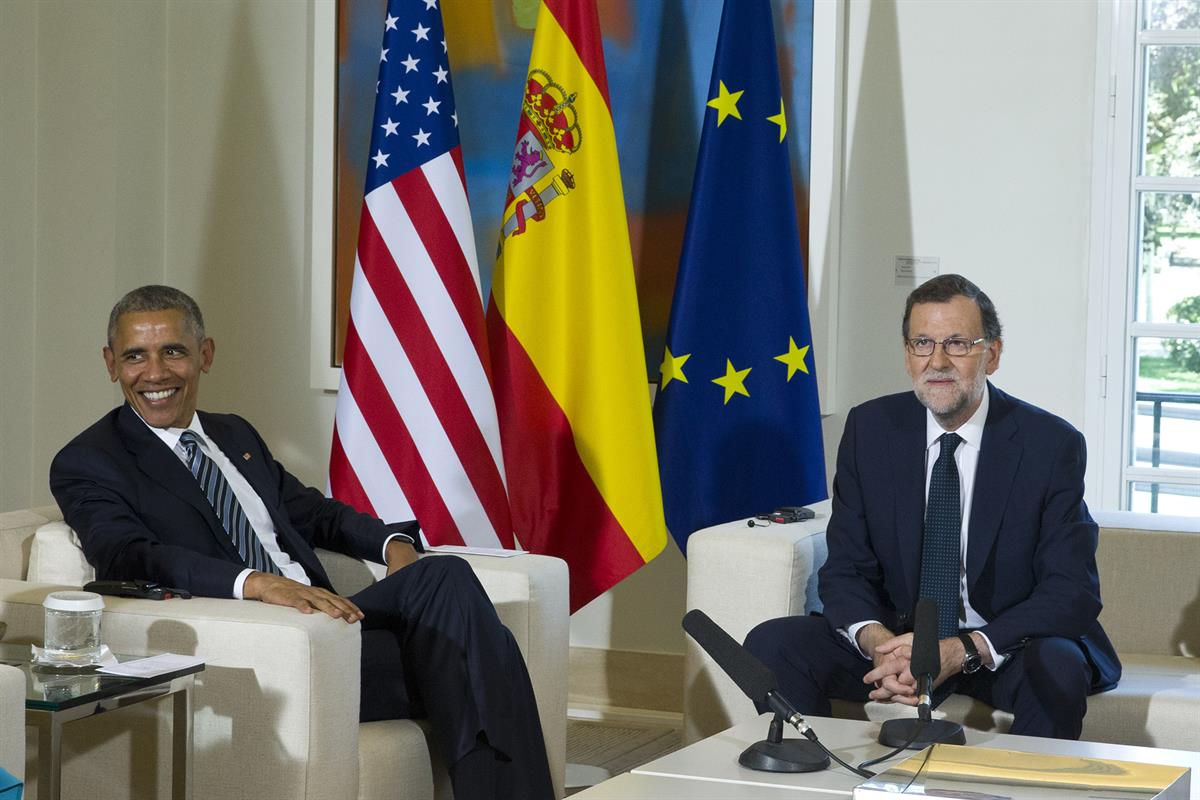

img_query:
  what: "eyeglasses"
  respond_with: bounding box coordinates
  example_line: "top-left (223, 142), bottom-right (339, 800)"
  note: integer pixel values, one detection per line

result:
top-left (905, 336), bottom-right (986, 357)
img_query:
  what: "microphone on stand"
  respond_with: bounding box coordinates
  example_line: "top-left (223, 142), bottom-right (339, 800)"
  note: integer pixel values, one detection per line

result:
top-left (876, 599), bottom-right (966, 749)
top-left (682, 609), bottom-right (830, 773)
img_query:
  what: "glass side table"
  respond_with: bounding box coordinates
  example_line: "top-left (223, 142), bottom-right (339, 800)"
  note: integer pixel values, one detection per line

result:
top-left (0, 643), bottom-right (204, 800)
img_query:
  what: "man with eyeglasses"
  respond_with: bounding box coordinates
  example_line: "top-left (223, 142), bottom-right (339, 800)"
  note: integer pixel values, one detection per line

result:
top-left (745, 274), bottom-right (1120, 739)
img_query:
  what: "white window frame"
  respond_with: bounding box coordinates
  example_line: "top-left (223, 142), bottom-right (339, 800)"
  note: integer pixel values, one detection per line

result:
top-left (309, 0), bottom-right (340, 392)
top-left (1085, 0), bottom-right (1200, 512)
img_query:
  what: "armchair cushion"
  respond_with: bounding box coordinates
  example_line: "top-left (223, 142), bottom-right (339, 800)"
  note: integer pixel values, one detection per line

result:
top-left (27, 522), bottom-right (94, 586)
top-left (0, 505), bottom-right (62, 581)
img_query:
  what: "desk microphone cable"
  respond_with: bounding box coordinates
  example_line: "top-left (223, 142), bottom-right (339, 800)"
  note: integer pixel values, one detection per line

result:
top-left (856, 717), bottom-right (928, 772)
top-left (776, 717), bottom-right (876, 779)
top-left (780, 711), bottom-right (934, 779)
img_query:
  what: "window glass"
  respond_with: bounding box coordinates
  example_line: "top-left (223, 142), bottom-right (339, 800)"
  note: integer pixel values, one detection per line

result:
top-left (1136, 192), bottom-right (1200, 322)
top-left (1092, 0), bottom-right (1200, 512)
top-left (1144, 0), bottom-right (1200, 31)
top-left (1128, 481), bottom-right (1200, 514)
top-left (1129, 338), bottom-right (1200, 514)
top-left (1142, 46), bottom-right (1200, 177)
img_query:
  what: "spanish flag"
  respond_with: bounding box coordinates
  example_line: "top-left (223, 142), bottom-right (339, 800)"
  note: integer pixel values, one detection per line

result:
top-left (487, 0), bottom-right (666, 612)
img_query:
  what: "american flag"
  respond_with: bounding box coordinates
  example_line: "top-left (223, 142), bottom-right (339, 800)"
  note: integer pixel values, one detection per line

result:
top-left (329, 0), bottom-right (514, 549)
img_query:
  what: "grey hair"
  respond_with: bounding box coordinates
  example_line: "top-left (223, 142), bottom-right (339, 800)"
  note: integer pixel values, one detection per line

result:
top-left (902, 274), bottom-right (1003, 341)
top-left (107, 285), bottom-right (206, 347)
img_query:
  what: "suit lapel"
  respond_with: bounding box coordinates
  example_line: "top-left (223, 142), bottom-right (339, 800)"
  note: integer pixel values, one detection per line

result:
top-left (890, 396), bottom-right (928, 607)
top-left (117, 404), bottom-right (241, 561)
top-left (966, 384), bottom-right (1021, 591)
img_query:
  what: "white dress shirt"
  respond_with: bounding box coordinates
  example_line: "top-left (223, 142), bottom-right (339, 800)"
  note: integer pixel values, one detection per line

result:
top-left (137, 411), bottom-right (406, 598)
top-left (846, 389), bottom-right (1006, 669)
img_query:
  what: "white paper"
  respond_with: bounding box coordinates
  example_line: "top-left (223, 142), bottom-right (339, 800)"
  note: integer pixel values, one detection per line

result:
top-left (894, 255), bottom-right (940, 286)
top-left (98, 653), bottom-right (205, 678)
top-left (425, 545), bottom-right (527, 558)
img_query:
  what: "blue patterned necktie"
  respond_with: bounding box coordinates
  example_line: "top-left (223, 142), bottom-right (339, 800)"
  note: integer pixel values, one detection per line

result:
top-left (178, 430), bottom-right (282, 575)
top-left (918, 432), bottom-right (963, 639)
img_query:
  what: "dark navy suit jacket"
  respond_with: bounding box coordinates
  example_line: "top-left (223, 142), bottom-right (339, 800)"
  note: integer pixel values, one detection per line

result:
top-left (49, 404), bottom-right (419, 599)
top-left (818, 383), bottom-right (1121, 692)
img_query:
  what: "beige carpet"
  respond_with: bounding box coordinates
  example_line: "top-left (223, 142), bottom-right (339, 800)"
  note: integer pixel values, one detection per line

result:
top-left (566, 718), bottom-right (683, 776)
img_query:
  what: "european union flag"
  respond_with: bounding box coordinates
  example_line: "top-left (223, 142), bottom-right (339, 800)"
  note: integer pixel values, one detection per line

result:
top-left (653, 0), bottom-right (826, 554)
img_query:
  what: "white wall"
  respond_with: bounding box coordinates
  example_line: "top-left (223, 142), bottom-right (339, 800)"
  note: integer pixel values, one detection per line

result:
top-left (0, 0), bottom-right (38, 513)
top-left (160, 0), bottom-right (339, 484)
top-left (0, 0), bottom-right (1100, 657)
top-left (1, 0), bottom-right (172, 512)
top-left (0, 0), bottom-right (337, 511)
top-left (836, 0), bottom-right (1097, 431)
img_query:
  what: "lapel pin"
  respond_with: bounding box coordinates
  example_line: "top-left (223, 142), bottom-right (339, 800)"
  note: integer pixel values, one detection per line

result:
top-left (242, 453), bottom-right (252, 461)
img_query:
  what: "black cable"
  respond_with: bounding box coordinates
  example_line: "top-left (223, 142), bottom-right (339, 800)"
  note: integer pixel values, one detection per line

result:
top-left (782, 710), bottom-right (937, 779)
top-left (900, 738), bottom-right (937, 793)
top-left (856, 716), bottom-right (928, 771)
top-left (797, 728), bottom-right (876, 779)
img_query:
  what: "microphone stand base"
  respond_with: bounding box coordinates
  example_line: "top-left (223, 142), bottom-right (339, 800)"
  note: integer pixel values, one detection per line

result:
top-left (877, 717), bottom-right (966, 750)
top-left (738, 739), bottom-right (831, 773)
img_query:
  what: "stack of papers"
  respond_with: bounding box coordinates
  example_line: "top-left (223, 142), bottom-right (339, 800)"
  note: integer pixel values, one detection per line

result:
top-left (98, 653), bottom-right (205, 678)
top-left (426, 545), bottom-right (527, 558)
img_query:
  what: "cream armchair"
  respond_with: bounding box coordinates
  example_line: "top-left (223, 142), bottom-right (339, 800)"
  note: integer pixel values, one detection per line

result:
top-left (0, 507), bottom-right (568, 800)
top-left (0, 663), bottom-right (23, 789)
top-left (683, 502), bottom-right (1200, 752)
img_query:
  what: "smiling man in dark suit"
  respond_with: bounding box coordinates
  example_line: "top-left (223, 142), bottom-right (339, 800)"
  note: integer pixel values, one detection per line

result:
top-left (744, 274), bottom-right (1120, 739)
top-left (50, 285), bottom-right (553, 799)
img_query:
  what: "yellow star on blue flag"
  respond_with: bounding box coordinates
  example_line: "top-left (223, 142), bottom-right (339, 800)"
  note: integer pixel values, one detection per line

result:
top-left (767, 98), bottom-right (787, 142)
top-left (660, 347), bottom-right (691, 389)
top-left (712, 359), bottom-right (751, 404)
top-left (707, 80), bottom-right (744, 126)
top-left (775, 337), bottom-right (810, 381)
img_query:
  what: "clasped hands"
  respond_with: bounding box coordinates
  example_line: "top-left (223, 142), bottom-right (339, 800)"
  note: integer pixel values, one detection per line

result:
top-left (858, 623), bottom-right (966, 705)
top-left (242, 539), bottom-right (419, 622)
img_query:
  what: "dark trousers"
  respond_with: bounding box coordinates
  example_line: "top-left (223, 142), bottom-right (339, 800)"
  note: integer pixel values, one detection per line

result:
top-left (743, 615), bottom-right (1094, 740)
top-left (351, 555), bottom-right (554, 800)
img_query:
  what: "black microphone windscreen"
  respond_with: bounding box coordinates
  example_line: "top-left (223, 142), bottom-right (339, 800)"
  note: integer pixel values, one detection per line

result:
top-left (682, 609), bottom-right (778, 704)
top-left (910, 598), bottom-right (941, 678)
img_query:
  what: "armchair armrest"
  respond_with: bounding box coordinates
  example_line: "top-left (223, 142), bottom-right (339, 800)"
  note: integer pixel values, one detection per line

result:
top-left (0, 505), bottom-right (62, 581)
top-left (682, 500), bottom-right (831, 743)
top-left (0, 577), bottom-right (361, 800)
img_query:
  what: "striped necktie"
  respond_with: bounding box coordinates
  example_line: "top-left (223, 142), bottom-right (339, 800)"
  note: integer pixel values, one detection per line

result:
top-left (178, 430), bottom-right (282, 575)
top-left (918, 432), bottom-right (963, 639)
